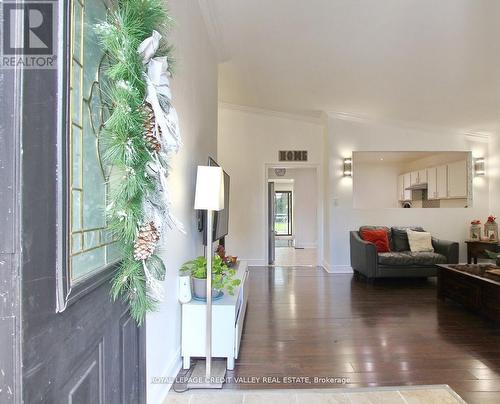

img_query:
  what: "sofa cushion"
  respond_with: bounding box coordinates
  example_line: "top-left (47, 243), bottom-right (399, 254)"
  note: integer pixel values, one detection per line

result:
top-left (360, 229), bottom-right (391, 253)
top-left (391, 226), bottom-right (424, 252)
top-left (359, 226), bottom-right (392, 247)
top-left (407, 252), bottom-right (447, 265)
top-left (378, 251), bottom-right (447, 266)
top-left (407, 229), bottom-right (434, 252)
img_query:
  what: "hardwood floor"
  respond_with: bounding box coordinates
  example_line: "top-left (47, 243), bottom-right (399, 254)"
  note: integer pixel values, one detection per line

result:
top-left (225, 267), bottom-right (500, 403)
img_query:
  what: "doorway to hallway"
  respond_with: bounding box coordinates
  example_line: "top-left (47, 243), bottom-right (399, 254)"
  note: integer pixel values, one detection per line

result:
top-left (267, 167), bottom-right (319, 267)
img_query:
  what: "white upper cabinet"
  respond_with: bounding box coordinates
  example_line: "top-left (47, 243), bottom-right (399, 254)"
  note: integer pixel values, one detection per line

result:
top-left (410, 169), bottom-right (427, 186)
top-left (410, 171), bottom-right (419, 186)
top-left (403, 173), bottom-right (412, 200)
top-left (436, 165), bottom-right (448, 199)
top-left (418, 169), bottom-right (427, 184)
top-left (447, 160), bottom-right (467, 198)
top-left (427, 165), bottom-right (447, 200)
top-left (399, 160), bottom-right (467, 203)
top-left (427, 167), bottom-right (437, 199)
top-left (398, 175), bottom-right (405, 201)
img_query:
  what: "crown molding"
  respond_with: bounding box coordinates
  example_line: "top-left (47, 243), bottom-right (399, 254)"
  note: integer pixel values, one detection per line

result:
top-left (326, 111), bottom-right (494, 140)
top-left (197, 0), bottom-right (229, 62)
top-left (218, 102), bottom-right (325, 125)
top-left (219, 103), bottom-right (496, 139)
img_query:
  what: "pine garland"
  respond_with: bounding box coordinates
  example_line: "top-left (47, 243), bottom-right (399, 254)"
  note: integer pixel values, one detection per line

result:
top-left (95, 0), bottom-right (181, 324)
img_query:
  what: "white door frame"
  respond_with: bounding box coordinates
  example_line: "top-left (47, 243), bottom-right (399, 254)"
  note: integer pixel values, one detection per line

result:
top-left (264, 163), bottom-right (324, 267)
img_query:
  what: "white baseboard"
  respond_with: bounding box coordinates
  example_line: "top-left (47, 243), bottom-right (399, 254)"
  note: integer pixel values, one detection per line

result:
top-left (149, 348), bottom-right (182, 404)
top-left (324, 264), bottom-right (353, 274)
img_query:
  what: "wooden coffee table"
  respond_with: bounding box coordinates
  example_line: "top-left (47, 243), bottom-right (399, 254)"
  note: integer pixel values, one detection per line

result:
top-left (465, 240), bottom-right (499, 264)
top-left (437, 264), bottom-right (500, 322)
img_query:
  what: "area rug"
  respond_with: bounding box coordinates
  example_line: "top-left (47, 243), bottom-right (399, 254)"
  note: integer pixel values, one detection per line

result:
top-left (164, 385), bottom-right (466, 403)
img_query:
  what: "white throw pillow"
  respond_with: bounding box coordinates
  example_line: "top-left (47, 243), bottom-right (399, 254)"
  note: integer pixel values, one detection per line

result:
top-left (407, 229), bottom-right (434, 252)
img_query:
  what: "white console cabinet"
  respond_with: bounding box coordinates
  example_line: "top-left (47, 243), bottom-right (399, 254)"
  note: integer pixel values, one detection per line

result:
top-left (181, 261), bottom-right (249, 370)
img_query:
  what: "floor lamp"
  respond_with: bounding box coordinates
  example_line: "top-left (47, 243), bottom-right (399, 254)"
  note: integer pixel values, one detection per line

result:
top-left (189, 165), bottom-right (226, 388)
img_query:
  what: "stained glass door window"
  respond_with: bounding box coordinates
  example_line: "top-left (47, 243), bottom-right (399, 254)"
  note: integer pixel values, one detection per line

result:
top-left (69, 0), bottom-right (120, 283)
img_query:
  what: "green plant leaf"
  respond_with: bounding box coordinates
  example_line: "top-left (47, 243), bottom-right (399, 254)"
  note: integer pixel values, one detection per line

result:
top-left (485, 250), bottom-right (500, 259)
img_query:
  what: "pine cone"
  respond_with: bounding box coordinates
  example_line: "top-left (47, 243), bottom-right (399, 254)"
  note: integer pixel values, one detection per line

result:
top-left (143, 102), bottom-right (162, 152)
top-left (133, 221), bottom-right (160, 261)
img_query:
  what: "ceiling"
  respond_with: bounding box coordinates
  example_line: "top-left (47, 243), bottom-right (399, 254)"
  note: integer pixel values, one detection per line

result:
top-left (203, 0), bottom-right (500, 134)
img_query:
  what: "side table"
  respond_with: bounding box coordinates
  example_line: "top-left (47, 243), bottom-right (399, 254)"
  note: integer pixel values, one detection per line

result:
top-left (465, 240), bottom-right (499, 264)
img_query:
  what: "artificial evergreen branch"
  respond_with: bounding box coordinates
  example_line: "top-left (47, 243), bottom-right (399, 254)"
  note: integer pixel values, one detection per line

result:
top-left (96, 0), bottom-right (181, 325)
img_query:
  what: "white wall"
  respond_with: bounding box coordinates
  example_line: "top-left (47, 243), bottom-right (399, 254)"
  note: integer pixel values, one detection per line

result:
top-left (218, 106), bottom-right (324, 264)
top-left (326, 116), bottom-right (490, 271)
top-left (269, 168), bottom-right (318, 247)
top-left (490, 134), bottom-right (500, 216)
top-left (353, 163), bottom-right (400, 209)
top-left (146, 1), bottom-right (218, 402)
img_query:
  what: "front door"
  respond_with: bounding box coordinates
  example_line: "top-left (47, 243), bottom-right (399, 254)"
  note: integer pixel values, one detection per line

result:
top-left (17, 1), bottom-right (145, 402)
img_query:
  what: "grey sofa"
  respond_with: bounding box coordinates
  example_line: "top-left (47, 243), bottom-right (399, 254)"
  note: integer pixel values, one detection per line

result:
top-left (350, 226), bottom-right (459, 279)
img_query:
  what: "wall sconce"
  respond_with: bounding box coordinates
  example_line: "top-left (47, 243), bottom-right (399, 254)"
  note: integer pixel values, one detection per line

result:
top-left (343, 158), bottom-right (352, 177)
top-left (474, 157), bottom-right (485, 176)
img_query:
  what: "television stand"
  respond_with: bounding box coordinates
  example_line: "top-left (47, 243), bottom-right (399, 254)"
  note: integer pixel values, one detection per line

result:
top-left (181, 261), bottom-right (249, 370)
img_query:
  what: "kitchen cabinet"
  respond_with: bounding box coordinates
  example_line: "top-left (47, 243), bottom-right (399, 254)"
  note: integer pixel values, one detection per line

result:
top-left (436, 165), bottom-right (448, 199)
top-left (418, 169), bottom-right (427, 184)
top-left (427, 167), bottom-right (437, 200)
top-left (447, 160), bottom-right (467, 198)
top-left (427, 165), bottom-right (447, 200)
top-left (403, 173), bottom-right (412, 200)
top-left (398, 174), bottom-right (412, 201)
top-left (410, 171), bottom-right (419, 186)
top-left (410, 169), bottom-right (427, 186)
top-left (400, 160), bottom-right (467, 204)
top-left (398, 175), bottom-right (405, 201)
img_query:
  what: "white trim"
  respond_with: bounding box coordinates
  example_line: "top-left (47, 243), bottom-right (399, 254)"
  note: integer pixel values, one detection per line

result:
top-left (327, 111), bottom-right (495, 139)
top-left (148, 348), bottom-right (182, 404)
top-left (219, 102), bottom-right (324, 125)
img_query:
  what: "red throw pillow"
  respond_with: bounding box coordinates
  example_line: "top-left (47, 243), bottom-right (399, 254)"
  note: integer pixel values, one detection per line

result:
top-left (360, 229), bottom-right (391, 253)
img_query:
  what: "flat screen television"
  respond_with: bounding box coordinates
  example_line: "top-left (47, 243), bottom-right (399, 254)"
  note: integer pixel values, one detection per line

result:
top-left (199, 157), bottom-right (230, 245)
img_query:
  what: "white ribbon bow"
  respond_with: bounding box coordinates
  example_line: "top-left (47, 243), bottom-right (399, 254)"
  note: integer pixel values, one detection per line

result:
top-left (138, 30), bottom-right (161, 65)
top-left (138, 32), bottom-right (182, 153)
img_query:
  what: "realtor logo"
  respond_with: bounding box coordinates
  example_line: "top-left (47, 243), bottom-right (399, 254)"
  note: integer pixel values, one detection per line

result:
top-left (1, 1), bottom-right (56, 68)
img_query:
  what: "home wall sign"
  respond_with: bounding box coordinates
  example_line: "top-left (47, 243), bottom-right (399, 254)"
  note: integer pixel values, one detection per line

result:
top-left (279, 150), bottom-right (308, 162)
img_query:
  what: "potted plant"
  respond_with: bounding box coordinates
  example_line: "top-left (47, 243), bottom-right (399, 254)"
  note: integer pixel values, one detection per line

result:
top-left (485, 250), bottom-right (500, 267)
top-left (180, 255), bottom-right (241, 300)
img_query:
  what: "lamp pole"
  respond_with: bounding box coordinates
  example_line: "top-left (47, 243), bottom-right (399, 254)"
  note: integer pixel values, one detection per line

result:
top-left (190, 165), bottom-right (225, 389)
top-left (205, 209), bottom-right (213, 382)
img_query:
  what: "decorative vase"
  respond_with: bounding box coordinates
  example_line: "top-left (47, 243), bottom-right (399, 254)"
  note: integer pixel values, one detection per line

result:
top-left (470, 224), bottom-right (482, 240)
top-left (192, 277), bottom-right (219, 300)
top-left (484, 222), bottom-right (499, 242)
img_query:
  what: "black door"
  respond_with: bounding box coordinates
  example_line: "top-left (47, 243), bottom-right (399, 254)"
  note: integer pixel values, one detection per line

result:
top-left (16, 1), bottom-right (146, 403)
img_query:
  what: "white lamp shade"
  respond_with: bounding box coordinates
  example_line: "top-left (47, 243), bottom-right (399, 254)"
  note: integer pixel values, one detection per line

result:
top-left (194, 166), bottom-right (225, 211)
